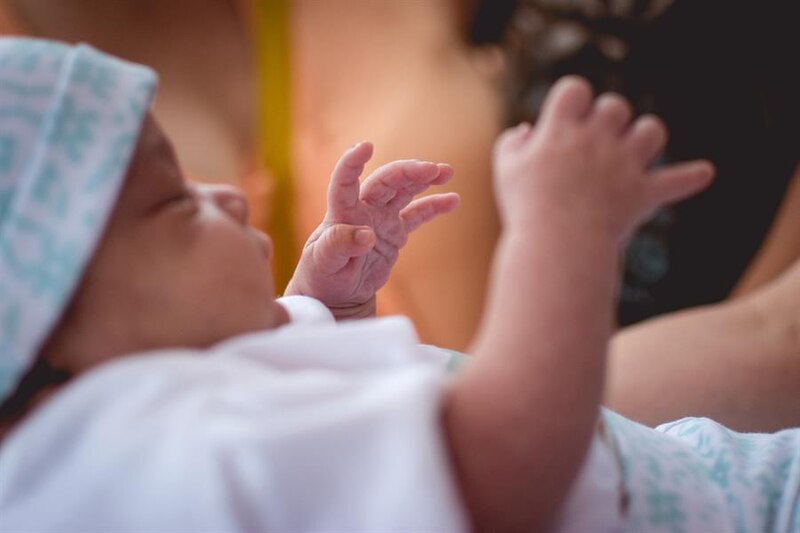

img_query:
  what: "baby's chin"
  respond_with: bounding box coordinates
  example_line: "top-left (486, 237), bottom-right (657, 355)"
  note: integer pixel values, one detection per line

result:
top-left (223, 299), bottom-right (288, 339)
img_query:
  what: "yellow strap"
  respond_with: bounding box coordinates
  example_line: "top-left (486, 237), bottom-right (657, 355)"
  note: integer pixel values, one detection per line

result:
top-left (248, 0), bottom-right (296, 291)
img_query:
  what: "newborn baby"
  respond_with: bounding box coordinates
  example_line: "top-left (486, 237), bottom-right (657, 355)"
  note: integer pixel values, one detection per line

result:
top-left (0, 38), bottom-right (797, 532)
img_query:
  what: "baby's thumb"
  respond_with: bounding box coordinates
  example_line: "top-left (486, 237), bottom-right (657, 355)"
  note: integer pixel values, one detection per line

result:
top-left (314, 224), bottom-right (375, 272)
top-left (646, 160), bottom-right (715, 209)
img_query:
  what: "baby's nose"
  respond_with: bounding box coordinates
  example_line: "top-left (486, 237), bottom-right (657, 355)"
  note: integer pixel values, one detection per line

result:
top-left (250, 229), bottom-right (273, 259)
top-left (200, 184), bottom-right (249, 225)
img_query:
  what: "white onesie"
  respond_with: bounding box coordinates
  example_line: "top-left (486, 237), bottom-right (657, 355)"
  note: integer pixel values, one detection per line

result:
top-left (1, 297), bottom-right (797, 532)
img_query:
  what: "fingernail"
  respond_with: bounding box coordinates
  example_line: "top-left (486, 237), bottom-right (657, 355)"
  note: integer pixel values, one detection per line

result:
top-left (354, 228), bottom-right (374, 245)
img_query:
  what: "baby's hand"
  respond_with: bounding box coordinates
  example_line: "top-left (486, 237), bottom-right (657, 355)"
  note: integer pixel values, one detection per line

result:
top-left (286, 142), bottom-right (459, 319)
top-left (494, 77), bottom-right (714, 242)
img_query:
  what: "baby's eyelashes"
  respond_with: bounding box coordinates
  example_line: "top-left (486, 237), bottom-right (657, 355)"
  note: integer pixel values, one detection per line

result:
top-left (217, 195), bottom-right (248, 224)
top-left (158, 189), bottom-right (200, 218)
top-left (145, 183), bottom-right (198, 217)
top-left (197, 184), bottom-right (250, 224)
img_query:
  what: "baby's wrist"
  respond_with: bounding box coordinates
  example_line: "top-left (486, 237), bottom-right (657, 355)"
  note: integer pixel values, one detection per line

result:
top-left (503, 204), bottom-right (619, 248)
top-left (327, 297), bottom-right (377, 321)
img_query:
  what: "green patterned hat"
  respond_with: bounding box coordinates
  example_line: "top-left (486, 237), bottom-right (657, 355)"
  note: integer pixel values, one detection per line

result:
top-left (0, 38), bottom-right (156, 402)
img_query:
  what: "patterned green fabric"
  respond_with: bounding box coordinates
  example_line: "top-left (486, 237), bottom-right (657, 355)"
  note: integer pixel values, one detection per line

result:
top-left (444, 349), bottom-right (469, 374)
top-left (604, 410), bottom-right (800, 532)
top-left (0, 39), bottom-right (156, 402)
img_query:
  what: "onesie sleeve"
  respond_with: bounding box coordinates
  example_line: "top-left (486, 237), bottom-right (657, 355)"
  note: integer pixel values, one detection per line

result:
top-left (0, 315), bottom-right (468, 532)
top-left (202, 360), bottom-right (469, 532)
top-left (276, 294), bottom-right (334, 324)
top-left (0, 351), bottom-right (469, 532)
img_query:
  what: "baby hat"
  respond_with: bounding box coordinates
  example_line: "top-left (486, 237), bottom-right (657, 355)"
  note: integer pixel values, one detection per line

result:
top-left (0, 38), bottom-right (156, 403)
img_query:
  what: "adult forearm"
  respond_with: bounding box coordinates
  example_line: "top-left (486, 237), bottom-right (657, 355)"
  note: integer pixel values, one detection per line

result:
top-left (607, 296), bottom-right (800, 431)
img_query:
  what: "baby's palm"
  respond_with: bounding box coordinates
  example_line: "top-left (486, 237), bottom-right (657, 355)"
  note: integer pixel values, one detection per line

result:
top-left (287, 143), bottom-right (458, 314)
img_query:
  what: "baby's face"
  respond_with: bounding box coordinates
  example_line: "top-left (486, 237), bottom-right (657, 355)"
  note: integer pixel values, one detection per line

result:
top-left (44, 115), bottom-right (288, 372)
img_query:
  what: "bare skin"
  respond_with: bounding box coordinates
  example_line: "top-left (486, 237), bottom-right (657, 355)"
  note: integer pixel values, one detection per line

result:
top-left (3, 115), bottom-right (458, 438)
top-left (4, 0), bottom-right (254, 183)
top-left (291, 0), bottom-right (503, 349)
top-left (41, 116), bottom-right (287, 374)
top-left (5, 0), bottom-right (502, 351)
top-left (733, 165), bottom-right (800, 296)
top-left (608, 251), bottom-right (800, 432)
top-left (40, 117), bottom-right (458, 378)
top-left (607, 167), bottom-right (800, 432)
top-left (6, 78), bottom-right (714, 530)
top-left (286, 142), bottom-right (459, 320)
top-left (446, 78), bottom-right (713, 530)
top-left (7, 0), bottom-right (798, 434)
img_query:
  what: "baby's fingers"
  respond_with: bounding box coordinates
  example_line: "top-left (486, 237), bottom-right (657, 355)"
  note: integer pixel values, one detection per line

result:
top-left (538, 76), bottom-right (594, 127)
top-left (625, 115), bottom-right (667, 164)
top-left (361, 160), bottom-right (447, 207)
top-left (387, 163), bottom-right (455, 210)
top-left (645, 160), bottom-right (715, 209)
top-left (401, 193), bottom-right (460, 233)
top-left (312, 224), bottom-right (375, 275)
top-left (328, 142), bottom-right (374, 214)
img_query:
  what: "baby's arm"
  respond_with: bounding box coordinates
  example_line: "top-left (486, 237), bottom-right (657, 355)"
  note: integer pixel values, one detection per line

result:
top-left (444, 78), bottom-right (714, 530)
top-left (285, 142), bottom-right (459, 320)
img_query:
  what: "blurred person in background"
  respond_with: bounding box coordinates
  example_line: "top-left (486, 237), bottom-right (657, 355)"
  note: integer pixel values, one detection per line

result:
top-left (0, 0), bottom-right (512, 352)
top-left (4, 0), bottom-right (798, 432)
top-left (290, 0), bottom-right (513, 348)
top-left (0, 0), bottom-right (265, 220)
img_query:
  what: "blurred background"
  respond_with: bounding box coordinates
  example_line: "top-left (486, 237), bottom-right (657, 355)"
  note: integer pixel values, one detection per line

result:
top-left (2, 0), bottom-right (797, 351)
top-left (504, 0), bottom-right (800, 328)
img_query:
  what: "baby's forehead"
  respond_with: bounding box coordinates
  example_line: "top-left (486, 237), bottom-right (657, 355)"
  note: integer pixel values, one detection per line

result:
top-left (136, 115), bottom-right (171, 153)
top-left (112, 115), bottom-right (185, 219)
